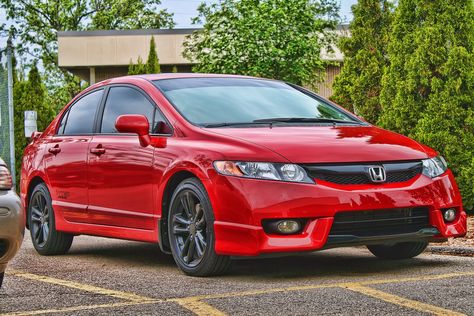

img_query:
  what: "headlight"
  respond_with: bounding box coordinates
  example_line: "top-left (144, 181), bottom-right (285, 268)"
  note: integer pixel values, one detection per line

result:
top-left (214, 161), bottom-right (314, 183)
top-left (422, 156), bottom-right (448, 178)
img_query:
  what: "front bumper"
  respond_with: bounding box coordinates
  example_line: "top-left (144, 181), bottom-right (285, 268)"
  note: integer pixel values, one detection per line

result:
top-left (0, 190), bottom-right (25, 273)
top-left (206, 170), bottom-right (467, 256)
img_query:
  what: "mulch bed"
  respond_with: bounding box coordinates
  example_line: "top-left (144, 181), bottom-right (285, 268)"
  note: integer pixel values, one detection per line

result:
top-left (439, 215), bottom-right (474, 247)
top-left (428, 215), bottom-right (474, 257)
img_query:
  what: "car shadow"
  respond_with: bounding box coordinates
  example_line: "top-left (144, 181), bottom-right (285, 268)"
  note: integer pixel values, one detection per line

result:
top-left (64, 237), bottom-right (452, 279)
top-left (228, 248), bottom-right (452, 280)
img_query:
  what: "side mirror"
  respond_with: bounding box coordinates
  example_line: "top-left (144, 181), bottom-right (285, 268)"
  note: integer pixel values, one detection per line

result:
top-left (115, 114), bottom-right (152, 147)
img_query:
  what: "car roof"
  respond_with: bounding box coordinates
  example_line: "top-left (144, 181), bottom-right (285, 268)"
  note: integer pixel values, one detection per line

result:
top-left (89, 73), bottom-right (261, 88)
top-left (83, 73), bottom-right (266, 95)
top-left (133, 73), bottom-right (256, 81)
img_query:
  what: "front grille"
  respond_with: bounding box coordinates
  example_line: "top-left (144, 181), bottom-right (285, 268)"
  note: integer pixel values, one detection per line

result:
top-left (329, 207), bottom-right (431, 237)
top-left (304, 161), bottom-right (422, 185)
top-left (0, 240), bottom-right (7, 258)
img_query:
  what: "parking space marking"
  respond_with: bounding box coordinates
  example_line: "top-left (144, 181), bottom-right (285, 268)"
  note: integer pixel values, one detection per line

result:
top-left (0, 301), bottom-right (158, 316)
top-left (168, 271), bottom-right (474, 316)
top-left (342, 284), bottom-right (466, 316)
top-left (170, 298), bottom-right (225, 316)
top-left (7, 270), bottom-right (156, 303)
top-left (3, 269), bottom-right (474, 316)
top-left (172, 271), bottom-right (474, 301)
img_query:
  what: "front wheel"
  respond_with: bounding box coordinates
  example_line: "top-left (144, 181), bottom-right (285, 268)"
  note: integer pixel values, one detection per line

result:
top-left (367, 241), bottom-right (428, 259)
top-left (29, 183), bottom-right (74, 255)
top-left (168, 178), bottom-right (231, 276)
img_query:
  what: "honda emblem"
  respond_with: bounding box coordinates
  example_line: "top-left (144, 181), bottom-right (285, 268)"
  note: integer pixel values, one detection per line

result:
top-left (368, 166), bottom-right (386, 183)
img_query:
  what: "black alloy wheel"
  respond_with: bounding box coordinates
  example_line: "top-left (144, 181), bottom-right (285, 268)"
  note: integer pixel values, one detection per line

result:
top-left (29, 183), bottom-right (73, 255)
top-left (172, 190), bottom-right (208, 267)
top-left (168, 178), bottom-right (231, 276)
top-left (30, 191), bottom-right (50, 247)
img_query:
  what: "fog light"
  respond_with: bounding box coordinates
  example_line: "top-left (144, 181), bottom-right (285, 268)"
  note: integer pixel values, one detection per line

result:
top-left (277, 220), bottom-right (301, 234)
top-left (443, 208), bottom-right (456, 222)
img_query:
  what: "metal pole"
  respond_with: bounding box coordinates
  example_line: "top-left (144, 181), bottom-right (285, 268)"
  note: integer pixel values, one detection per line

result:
top-left (6, 38), bottom-right (15, 189)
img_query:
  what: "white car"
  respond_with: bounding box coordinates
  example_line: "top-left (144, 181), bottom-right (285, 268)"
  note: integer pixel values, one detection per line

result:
top-left (0, 158), bottom-right (24, 287)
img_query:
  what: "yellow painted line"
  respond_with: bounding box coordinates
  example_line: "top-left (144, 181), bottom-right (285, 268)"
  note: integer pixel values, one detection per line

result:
top-left (175, 271), bottom-right (474, 301)
top-left (0, 301), bottom-right (159, 316)
top-left (342, 284), bottom-right (466, 316)
top-left (7, 270), bottom-right (156, 303)
top-left (170, 298), bottom-right (226, 316)
top-left (5, 269), bottom-right (474, 316)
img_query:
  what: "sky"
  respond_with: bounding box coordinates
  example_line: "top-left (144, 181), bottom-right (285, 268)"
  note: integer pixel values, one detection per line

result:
top-left (159, 0), bottom-right (357, 28)
top-left (0, 0), bottom-right (357, 51)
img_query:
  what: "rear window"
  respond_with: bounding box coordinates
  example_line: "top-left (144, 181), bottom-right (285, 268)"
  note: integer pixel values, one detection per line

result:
top-left (60, 90), bottom-right (103, 135)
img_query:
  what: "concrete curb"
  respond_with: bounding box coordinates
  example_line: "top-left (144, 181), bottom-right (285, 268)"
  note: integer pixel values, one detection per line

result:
top-left (428, 246), bottom-right (474, 257)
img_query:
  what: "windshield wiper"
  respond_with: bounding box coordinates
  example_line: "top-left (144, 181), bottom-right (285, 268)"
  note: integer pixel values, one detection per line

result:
top-left (202, 122), bottom-right (272, 128)
top-left (252, 117), bottom-right (360, 125)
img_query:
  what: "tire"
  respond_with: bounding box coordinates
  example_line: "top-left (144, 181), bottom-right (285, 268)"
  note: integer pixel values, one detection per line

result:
top-left (168, 178), bottom-right (231, 276)
top-left (29, 183), bottom-right (74, 255)
top-left (367, 241), bottom-right (428, 259)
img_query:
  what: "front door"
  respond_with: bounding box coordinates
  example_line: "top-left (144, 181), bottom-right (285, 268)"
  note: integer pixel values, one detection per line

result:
top-left (44, 89), bottom-right (103, 223)
top-left (87, 85), bottom-right (164, 230)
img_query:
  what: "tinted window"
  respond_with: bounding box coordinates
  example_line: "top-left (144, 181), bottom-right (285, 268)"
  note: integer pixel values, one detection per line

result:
top-left (154, 78), bottom-right (358, 126)
top-left (101, 87), bottom-right (162, 134)
top-left (62, 90), bottom-right (103, 135)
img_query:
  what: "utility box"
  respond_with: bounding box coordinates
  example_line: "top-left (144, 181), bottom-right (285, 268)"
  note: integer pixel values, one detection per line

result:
top-left (24, 111), bottom-right (37, 137)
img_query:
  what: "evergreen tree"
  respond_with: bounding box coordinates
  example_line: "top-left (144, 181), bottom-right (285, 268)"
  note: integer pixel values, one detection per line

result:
top-left (330, 0), bottom-right (392, 123)
top-left (128, 59), bottom-right (137, 75)
top-left (379, 0), bottom-right (474, 209)
top-left (13, 62), bottom-right (54, 185)
top-left (378, 0), bottom-right (421, 134)
top-left (128, 37), bottom-right (160, 75)
top-left (128, 56), bottom-right (146, 75)
top-left (146, 37), bottom-right (161, 74)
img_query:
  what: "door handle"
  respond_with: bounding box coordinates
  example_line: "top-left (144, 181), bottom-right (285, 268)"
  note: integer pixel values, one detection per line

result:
top-left (90, 144), bottom-right (106, 156)
top-left (48, 145), bottom-right (61, 155)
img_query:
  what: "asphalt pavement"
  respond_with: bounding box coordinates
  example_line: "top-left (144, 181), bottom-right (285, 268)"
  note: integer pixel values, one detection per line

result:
top-left (1, 233), bottom-right (473, 315)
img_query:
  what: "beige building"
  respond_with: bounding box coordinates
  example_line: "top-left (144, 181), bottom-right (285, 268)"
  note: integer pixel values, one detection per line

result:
top-left (58, 28), bottom-right (344, 97)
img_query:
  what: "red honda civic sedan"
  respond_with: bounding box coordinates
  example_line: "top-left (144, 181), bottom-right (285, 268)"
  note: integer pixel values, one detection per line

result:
top-left (21, 74), bottom-right (467, 276)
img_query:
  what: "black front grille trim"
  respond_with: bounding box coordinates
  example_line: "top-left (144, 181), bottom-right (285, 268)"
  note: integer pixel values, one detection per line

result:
top-left (329, 207), bottom-right (431, 238)
top-left (304, 161), bottom-right (423, 185)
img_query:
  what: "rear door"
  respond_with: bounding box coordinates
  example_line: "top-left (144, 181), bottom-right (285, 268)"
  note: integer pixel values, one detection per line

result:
top-left (44, 89), bottom-right (103, 223)
top-left (87, 85), bottom-right (169, 230)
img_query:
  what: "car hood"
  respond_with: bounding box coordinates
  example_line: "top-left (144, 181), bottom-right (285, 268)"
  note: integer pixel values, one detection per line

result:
top-left (206, 126), bottom-right (431, 163)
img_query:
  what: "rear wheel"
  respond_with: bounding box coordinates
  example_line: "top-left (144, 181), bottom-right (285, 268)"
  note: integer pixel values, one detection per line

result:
top-left (29, 183), bottom-right (74, 255)
top-left (367, 241), bottom-right (428, 259)
top-left (168, 178), bottom-right (231, 276)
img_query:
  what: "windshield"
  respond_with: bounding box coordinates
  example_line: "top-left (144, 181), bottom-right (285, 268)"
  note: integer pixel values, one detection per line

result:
top-left (153, 78), bottom-right (359, 127)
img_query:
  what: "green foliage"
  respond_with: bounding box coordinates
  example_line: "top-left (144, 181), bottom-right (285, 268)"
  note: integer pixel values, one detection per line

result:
top-left (13, 63), bottom-right (55, 185)
top-left (378, 0), bottom-right (474, 209)
top-left (146, 37), bottom-right (161, 74)
top-left (128, 56), bottom-right (147, 75)
top-left (129, 37), bottom-right (161, 75)
top-left (0, 0), bottom-right (174, 98)
top-left (171, 65), bottom-right (178, 73)
top-left (0, 0), bottom-right (174, 70)
top-left (183, 0), bottom-right (339, 87)
top-left (330, 0), bottom-right (393, 123)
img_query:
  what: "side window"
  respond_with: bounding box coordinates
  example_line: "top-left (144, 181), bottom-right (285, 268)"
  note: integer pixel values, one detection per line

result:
top-left (61, 90), bottom-right (103, 135)
top-left (101, 87), bottom-right (158, 134)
